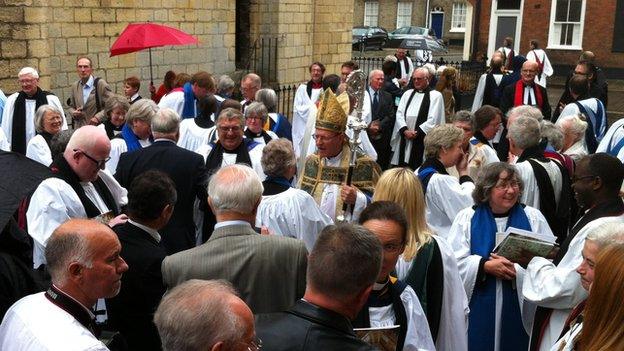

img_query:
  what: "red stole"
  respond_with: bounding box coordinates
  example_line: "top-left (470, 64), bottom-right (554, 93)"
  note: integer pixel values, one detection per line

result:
top-left (513, 80), bottom-right (543, 108)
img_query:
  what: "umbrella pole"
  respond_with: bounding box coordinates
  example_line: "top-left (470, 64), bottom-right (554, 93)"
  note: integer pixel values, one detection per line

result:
top-left (149, 47), bottom-right (154, 85)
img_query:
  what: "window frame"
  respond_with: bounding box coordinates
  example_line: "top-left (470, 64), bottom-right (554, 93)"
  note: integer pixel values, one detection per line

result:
top-left (364, 1), bottom-right (379, 27)
top-left (547, 0), bottom-right (586, 50)
top-left (450, 2), bottom-right (468, 33)
top-left (396, 2), bottom-right (413, 29)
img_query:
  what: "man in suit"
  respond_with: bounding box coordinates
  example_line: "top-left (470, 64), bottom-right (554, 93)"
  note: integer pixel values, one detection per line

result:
top-left (161, 164), bottom-right (308, 314)
top-left (500, 60), bottom-right (551, 120)
top-left (68, 56), bottom-right (112, 127)
top-left (106, 170), bottom-right (176, 351)
top-left (115, 108), bottom-right (208, 255)
top-left (367, 69), bottom-right (396, 170)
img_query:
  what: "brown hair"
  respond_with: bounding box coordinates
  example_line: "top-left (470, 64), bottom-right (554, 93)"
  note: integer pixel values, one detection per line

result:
top-left (124, 76), bottom-right (141, 90)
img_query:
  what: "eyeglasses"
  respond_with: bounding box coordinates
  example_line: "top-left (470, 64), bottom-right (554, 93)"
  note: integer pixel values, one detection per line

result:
top-left (312, 133), bottom-right (341, 143)
top-left (571, 175), bottom-right (597, 183)
top-left (494, 180), bottom-right (520, 190)
top-left (18, 78), bottom-right (37, 84)
top-left (218, 126), bottom-right (242, 133)
top-left (246, 116), bottom-right (264, 122)
top-left (74, 149), bottom-right (110, 169)
top-left (243, 336), bottom-right (262, 351)
top-left (382, 242), bottom-right (404, 253)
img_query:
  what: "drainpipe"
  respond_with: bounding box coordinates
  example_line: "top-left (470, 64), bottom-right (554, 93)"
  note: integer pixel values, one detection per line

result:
top-left (425, 0), bottom-right (430, 28)
top-left (471, 0), bottom-right (481, 61)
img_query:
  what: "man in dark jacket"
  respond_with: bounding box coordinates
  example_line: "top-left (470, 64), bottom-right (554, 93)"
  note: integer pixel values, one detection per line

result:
top-left (256, 224), bottom-right (382, 351)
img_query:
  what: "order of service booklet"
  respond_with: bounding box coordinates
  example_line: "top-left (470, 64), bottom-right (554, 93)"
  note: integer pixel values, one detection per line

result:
top-left (354, 325), bottom-right (400, 351)
top-left (493, 226), bottom-right (558, 262)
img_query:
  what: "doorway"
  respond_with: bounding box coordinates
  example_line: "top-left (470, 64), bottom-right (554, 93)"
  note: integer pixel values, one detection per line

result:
top-left (487, 0), bottom-right (523, 60)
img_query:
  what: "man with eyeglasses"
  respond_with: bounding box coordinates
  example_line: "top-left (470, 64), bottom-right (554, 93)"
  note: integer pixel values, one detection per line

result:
top-left (240, 73), bottom-right (261, 112)
top-left (500, 60), bottom-right (552, 120)
top-left (299, 89), bottom-right (381, 223)
top-left (26, 125), bottom-right (128, 269)
top-left (523, 153), bottom-right (624, 351)
top-left (1, 67), bottom-right (67, 155)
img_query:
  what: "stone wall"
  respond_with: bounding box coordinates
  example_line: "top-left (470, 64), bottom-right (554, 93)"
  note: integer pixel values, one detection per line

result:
top-left (0, 0), bottom-right (236, 108)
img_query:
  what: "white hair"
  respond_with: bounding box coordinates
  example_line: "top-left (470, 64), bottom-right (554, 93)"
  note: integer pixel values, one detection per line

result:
top-left (368, 69), bottom-right (384, 81)
top-left (558, 113), bottom-right (588, 138)
top-left (586, 222), bottom-right (624, 249)
top-left (151, 108), bottom-right (180, 134)
top-left (507, 105), bottom-right (544, 123)
top-left (422, 63), bottom-right (436, 77)
top-left (18, 67), bottom-right (39, 79)
top-left (208, 164), bottom-right (263, 214)
top-left (383, 55), bottom-right (397, 63)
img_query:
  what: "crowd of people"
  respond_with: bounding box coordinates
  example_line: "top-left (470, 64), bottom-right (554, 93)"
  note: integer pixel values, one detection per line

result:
top-left (0, 40), bottom-right (623, 351)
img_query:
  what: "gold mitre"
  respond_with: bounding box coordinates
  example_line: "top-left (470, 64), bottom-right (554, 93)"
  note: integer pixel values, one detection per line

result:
top-left (315, 88), bottom-right (350, 133)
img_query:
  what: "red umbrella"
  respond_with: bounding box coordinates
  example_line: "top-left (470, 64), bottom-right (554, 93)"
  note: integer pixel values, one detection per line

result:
top-left (110, 23), bottom-right (199, 83)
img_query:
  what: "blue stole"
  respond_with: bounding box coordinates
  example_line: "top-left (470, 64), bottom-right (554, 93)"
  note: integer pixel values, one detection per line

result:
top-left (417, 167), bottom-right (437, 194)
top-left (607, 135), bottom-right (624, 157)
top-left (121, 124), bottom-right (143, 152)
top-left (181, 82), bottom-right (196, 119)
top-left (468, 203), bottom-right (531, 351)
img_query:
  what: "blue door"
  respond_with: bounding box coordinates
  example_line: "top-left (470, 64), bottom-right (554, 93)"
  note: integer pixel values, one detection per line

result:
top-left (431, 13), bottom-right (444, 39)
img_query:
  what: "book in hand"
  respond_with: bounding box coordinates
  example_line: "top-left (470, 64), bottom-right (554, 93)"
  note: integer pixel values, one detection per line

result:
top-left (493, 226), bottom-right (558, 262)
top-left (354, 325), bottom-right (400, 351)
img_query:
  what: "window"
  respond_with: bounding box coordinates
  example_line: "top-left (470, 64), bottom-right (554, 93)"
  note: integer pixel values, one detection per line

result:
top-left (396, 2), bottom-right (412, 29)
top-left (548, 0), bottom-right (585, 49)
top-left (497, 0), bottom-right (521, 9)
top-left (364, 1), bottom-right (379, 27)
top-left (451, 2), bottom-right (467, 32)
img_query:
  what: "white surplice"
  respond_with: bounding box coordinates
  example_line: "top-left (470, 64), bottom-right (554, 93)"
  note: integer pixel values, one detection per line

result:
top-left (367, 283), bottom-right (436, 351)
top-left (106, 137), bottom-right (152, 175)
top-left (522, 215), bottom-right (624, 351)
top-left (256, 187), bottom-right (333, 251)
top-left (471, 73), bottom-right (504, 112)
top-left (158, 90), bottom-right (196, 118)
top-left (177, 118), bottom-right (216, 152)
top-left (195, 141), bottom-right (266, 180)
top-left (596, 118), bottom-right (624, 161)
top-left (558, 97), bottom-right (607, 142)
top-left (26, 170), bottom-right (127, 268)
top-left (514, 160), bottom-right (563, 210)
top-left (448, 205), bottom-right (554, 351)
top-left (1, 93), bottom-right (67, 150)
top-left (526, 49), bottom-right (554, 88)
top-left (25, 134), bottom-right (52, 166)
top-left (292, 83), bottom-right (322, 158)
top-left (390, 89), bottom-right (445, 165)
top-left (395, 235), bottom-right (470, 351)
top-left (246, 129), bottom-right (278, 146)
top-left (0, 128), bottom-right (9, 151)
top-left (419, 171), bottom-right (475, 240)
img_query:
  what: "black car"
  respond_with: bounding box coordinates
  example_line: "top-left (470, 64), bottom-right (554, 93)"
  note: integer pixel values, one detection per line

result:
top-left (352, 26), bottom-right (388, 52)
top-left (386, 26), bottom-right (446, 51)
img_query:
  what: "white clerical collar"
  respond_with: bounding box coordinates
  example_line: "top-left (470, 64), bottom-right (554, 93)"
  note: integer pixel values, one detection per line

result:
top-left (373, 277), bottom-right (390, 291)
top-left (153, 138), bottom-right (175, 144)
top-left (130, 93), bottom-right (140, 102)
top-left (128, 219), bottom-right (161, 243)
top-left (214, 220), bottom-right (252, 230)
top-left (323, 149), bottom-right (344, 166)
top-left (52, 284), bottom-right (95, 319)
top-left (82, 75), bottom-right (94, 88)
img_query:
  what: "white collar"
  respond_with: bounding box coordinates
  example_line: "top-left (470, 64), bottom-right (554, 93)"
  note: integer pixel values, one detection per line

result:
top-left (82, 75), bottom-right (94, 88)
top-left (128, 219), bottom-right (161, 243)
top-left (130, 93), bottom-right (140, 101)
top-left (52, 284), bottom-right (96, 318)
top-left (214, 220), bottom-right (252, 230)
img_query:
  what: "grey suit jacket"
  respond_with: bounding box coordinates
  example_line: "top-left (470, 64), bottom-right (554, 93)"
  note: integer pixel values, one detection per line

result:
top-left (68, 76), bottom-right (112, 127)
top-left (161, 223), bottom-right (308, 314)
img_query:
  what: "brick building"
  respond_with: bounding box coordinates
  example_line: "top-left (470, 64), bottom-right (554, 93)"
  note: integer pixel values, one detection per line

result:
top-left (467, 0), bottom-right (624, 74)
top-left (353, 0), bottom-right (471, 46)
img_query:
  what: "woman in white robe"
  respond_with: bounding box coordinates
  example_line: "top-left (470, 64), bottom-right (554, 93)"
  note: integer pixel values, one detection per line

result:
top-left (25, 105), bottom-right (64, 166)
top-left (448, 162), bottom-right (554, 351)
top-left (243, 102), bottom-right (278, 146)
top-left (374, 167), bottom-right (469, 351)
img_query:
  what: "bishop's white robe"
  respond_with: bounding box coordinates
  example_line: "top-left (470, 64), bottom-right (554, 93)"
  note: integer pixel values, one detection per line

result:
top-left (1, 93), bottom-right (67, 151)
top-left (26, 170), bottom-right (127, 268)
top-left (448, 206), bottom-right (553, 351)
top-left (292, 83), bottom-right (322, 158)
top-left (395, 235), bottom-right (469, 351)
top-left (177, 119), bottom-right (216, 152)
top-left (596, 118), bottom-right (624, 162)
top-left (526, 49), bottom-right (553, 88)
top-left (25, 134), bottom-right (52, 166)
top-left (390, 89), bottom-right (445, 166)
top-left (514, 160), bottom-right (563, 210)
top-left (107, 137), bottom-right (152, 175)
top-left (256, 187), bottom-right (333, 251)
top-left (522, 215), bottom-right (624, 351)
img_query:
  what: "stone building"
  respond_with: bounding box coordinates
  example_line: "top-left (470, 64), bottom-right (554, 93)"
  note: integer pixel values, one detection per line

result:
top-left (0, 0), bottom-right (352, 112)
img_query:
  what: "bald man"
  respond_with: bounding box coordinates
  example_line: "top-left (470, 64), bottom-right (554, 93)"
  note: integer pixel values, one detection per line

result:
top-left (0, 219), bottom-right (128, 350)
top-left (500, 60), bottom-right (552, 120)
top-left (26, 126), bottom-right (128, 269)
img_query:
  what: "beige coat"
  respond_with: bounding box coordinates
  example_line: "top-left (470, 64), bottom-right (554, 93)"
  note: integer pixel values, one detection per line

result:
top-left (68, 76), bottom-right (112, 127)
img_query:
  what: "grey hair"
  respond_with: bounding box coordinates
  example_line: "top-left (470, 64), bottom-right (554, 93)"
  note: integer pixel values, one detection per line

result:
top-left (34, 104), bottom-right (63, 133)
top-left (307, 224), bottom-right (382, 300)
top-left (241, 73), bottom-right (261, 87)
top-left (45, 227), bottom-right (93, 285)
top-left (103, 94), bottom-right (130, 119)
top-left (18, 67), bottom-right (39, 79)
top-left (452, 110), bottom-right (473, 124)
top-left (208, 164), bottom-right (263, 214)
top-left (414, 66), bottom-right (430, 79)
top-left (422, 63), bottom-right (436, 77)
top-left (368, 69), bottom-right (384, 81)
top-left (151, 108), bottom-right (180, 134)
top-left (508, 115), bottom-right (541, 149)
top-left (541, 120), bottom-right (564, 151)
top-left (472, 162), bottom-right (524, 204)
top-left (424, 124), bottom-right (464, 159)
top-left (507, 105), bottom-right (544, 123)
top-left (244, 101), bottom-right (268, 122)
top-left (65, 125), bottom-right (107, 153)
top-left (559, 113), bottom-right (588, 139)
top-left (155, 279), bottom-right (246, 351)
top-left (261, 138), bottom-right (296, 177)
top-left (255, 88), bottom-right (278, 112)
top-left (51, 129), bottom-right (74, 160)
top-left (217, 75), bottom-right (235, 94)
top-left (586, 222), bottom-right (624, 249)
top-left (125, 98), bottom-right (158, 124)
top-left (217, 107), bottom-right (245, 129)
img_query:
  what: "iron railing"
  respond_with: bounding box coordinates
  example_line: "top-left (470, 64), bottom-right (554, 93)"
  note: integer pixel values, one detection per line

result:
top-left (248, 37), bottom-right (279, 86)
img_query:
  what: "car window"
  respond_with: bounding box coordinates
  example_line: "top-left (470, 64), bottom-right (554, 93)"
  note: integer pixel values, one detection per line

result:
top-left (410, 27), bottom-right (428, 35)
top-left (368, 28), bottom-right (376, 35)
top-left (394, 27), bottom-right (408, 34)
top-left (353, 28), bottom-right (367, 36)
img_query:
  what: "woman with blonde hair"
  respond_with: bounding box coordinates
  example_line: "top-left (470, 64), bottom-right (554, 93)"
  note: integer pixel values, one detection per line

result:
top-left (373, 167), bottom-right (468, 351)
top-left (435, 66), bottom-right (458, 120)
top-left (576, 244), bottom-right (624, 351)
